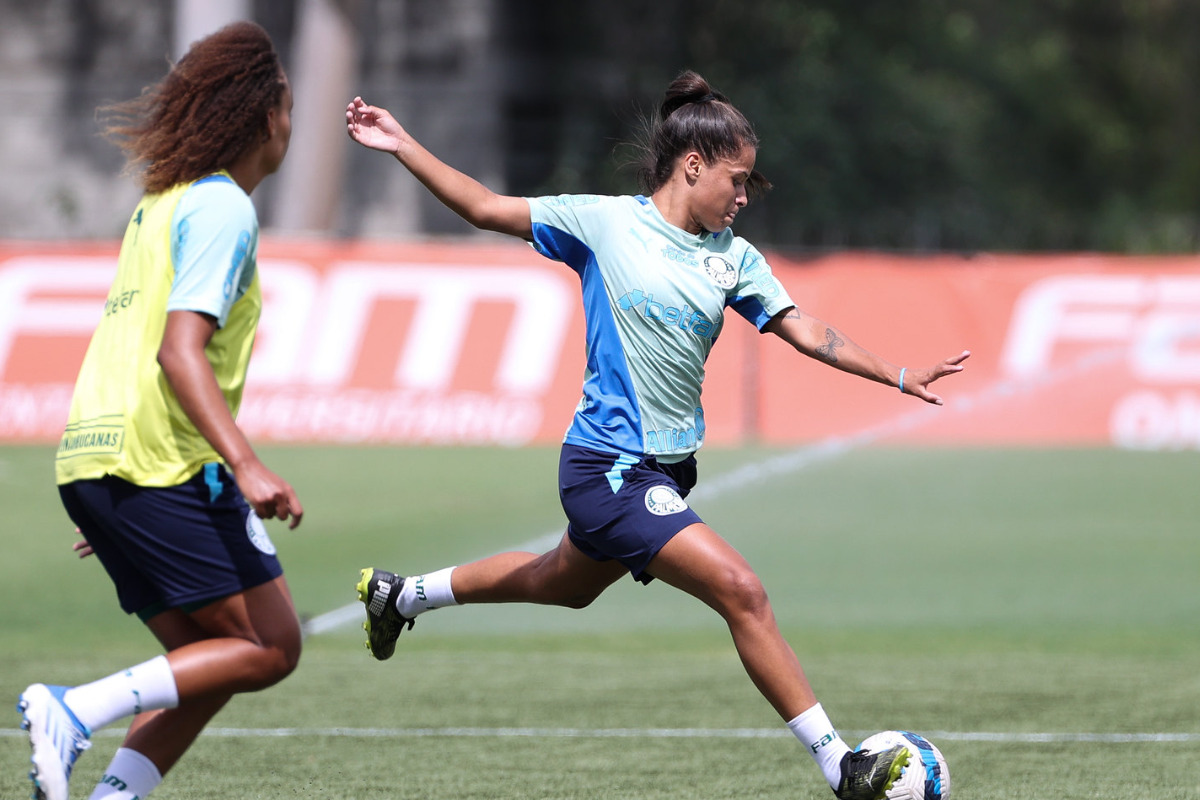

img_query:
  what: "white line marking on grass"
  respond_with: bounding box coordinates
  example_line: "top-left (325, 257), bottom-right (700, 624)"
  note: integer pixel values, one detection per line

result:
top-left (925, 731), bottom-right (1200, 743)
top-left (3, 726), bottom-right (1195, 743)
top-left (304, 347), bottom-right (1123, 637)
top-left (305, 602), bottom-right (370, 634)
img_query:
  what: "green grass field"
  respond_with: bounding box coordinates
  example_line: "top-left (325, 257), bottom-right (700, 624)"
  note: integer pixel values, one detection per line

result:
top-left (2, 443), bottom-right (1197, 799)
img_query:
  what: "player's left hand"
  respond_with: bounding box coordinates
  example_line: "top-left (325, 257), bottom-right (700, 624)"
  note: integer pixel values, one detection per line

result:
top-left (903, 350), bottom-right (971, 405)
top-left (72, 528), bottom-right (94, 558)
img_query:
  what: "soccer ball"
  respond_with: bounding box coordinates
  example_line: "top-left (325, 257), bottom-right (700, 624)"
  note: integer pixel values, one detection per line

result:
top-left (855, 730), bottom-right (950, 800)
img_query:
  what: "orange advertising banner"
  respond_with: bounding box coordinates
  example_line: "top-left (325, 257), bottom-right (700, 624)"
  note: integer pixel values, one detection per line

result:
top-left (744, 253), bottom-right (1200, 450)
top-left (2, 240), bottom-right (1198, 449)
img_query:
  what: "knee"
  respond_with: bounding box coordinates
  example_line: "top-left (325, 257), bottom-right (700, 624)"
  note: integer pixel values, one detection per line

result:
top-left (251, 639), bottom-right (301, 689)
top-left (534, 579), bottom-right (604, 609)
top-left (245, 625), bottom-right (302, 690)
top-left (525, 555), bottom-right (608, 609)
top-left (274, 635), bottom-right (302, 679)
top-left (716, 567), bottom-right (772, 621)
top-left (558, 589), bottom-right (603, 610)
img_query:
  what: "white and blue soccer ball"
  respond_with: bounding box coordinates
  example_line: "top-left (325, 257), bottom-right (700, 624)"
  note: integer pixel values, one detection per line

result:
top-left (855, 730), bottom-right (951, 800)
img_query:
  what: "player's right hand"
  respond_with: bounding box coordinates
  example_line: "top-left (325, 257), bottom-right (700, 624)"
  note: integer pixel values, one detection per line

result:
top-left (346, 96), bottom-right (405, 155)
top-left (234, 458), bottom-right (304, 529)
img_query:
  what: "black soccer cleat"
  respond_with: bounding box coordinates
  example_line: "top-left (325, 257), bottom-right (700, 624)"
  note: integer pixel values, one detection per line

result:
top-left (834, 744), bottom-right (909, 800)
top-left (355, 567), bottom-right (414, 661)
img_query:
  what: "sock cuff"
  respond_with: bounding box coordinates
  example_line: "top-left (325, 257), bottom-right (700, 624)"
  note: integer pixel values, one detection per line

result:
top-left (88, 747), bottom-right (163, 800)
top-left (787, 702), bottom-right (850, 791)
top-left (133, 654), bottom-right (180, 711)
top-left (112, 747), bottom-right (162, 783)
top-left (786, 702), bottom-right (827, 733)
top-left (398, 566), bottom-right (459, 617)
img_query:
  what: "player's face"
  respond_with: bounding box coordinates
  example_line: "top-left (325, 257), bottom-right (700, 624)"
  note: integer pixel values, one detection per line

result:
top-left (689, 143), bottom-right (756, 234)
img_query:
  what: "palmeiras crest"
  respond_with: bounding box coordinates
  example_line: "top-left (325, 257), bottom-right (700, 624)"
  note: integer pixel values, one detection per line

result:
top-left (703, 256), bottom-right (737, 289)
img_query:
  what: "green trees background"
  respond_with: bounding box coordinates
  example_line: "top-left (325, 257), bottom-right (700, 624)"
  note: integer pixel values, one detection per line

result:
top-left (8, 0), bottom-right (1194, 252)
top-left (511, 0), bottom-right (1200, 253)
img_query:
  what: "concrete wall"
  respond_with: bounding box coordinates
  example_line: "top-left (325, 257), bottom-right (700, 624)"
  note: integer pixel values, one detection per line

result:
top-left (0, 0), bottom-right (504, 240)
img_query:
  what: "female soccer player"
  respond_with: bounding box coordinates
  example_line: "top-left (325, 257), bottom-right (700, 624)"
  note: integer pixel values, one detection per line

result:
top-left (17, 21), bottom-right (302, 800)
top-left (346, 71), bottom-right (969, 800)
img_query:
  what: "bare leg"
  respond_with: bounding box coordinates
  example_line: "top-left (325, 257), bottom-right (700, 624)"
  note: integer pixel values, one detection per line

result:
top-left (451, 532), bottom-right (628, 609)
top-left (118, 576), bottom-right (301, 775)
top-left (646, 523), bottom-right (816, 720)
top-left (446, 525), bottom-right (813, 719)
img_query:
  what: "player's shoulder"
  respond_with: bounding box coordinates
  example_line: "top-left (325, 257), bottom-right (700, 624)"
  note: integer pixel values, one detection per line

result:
top-left (701, 225), bottom-right (756, 258)
top-left (534, 192), bottom-right (606, 206)
top-left (181, 174), bottom-right (255, 223)
top-left (528, 193), bottom-right (632, 235)
top-left (530, 192), bottom-right (625, 214)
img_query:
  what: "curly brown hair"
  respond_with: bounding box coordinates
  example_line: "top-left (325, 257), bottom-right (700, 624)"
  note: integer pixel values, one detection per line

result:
top-left (635, 70), bottom-right (771, 200)
top-left (99, 21), bottom-right (286, 194)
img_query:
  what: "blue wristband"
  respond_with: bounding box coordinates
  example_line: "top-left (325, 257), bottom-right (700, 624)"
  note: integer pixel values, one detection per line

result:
top-left (898, 367), bottom-right (907, 393)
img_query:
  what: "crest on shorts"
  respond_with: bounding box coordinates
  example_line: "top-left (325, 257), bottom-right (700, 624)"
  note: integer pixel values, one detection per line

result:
top-left (703, 256), bottom-right (737, 289)
top-left (645, 485), bottom-right (689, 516)
top-left (245, 510), bottom-right (277, 556)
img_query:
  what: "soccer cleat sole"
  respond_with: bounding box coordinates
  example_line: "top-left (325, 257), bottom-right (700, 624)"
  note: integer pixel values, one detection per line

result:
top-left (17, 684), bottom-right (90, 800)
top-left (18, 692), bottom-right (52, 800)
top-left (355, 567), bottom-right (372, 605)
top-left (356, 568), bottom-right (378, 654)
top-left (16, 699), bottom-right (42, 800)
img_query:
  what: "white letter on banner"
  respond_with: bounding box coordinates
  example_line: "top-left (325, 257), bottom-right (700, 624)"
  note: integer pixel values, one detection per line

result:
top-left (305, 264), bottom-right (572, 393)
top-left (0, 259), bottom-right (111, 378)
top-left (250, 260), bottom-right (318, 385)
top-left (1132, 277), bottom-right (1200, 383)
top-left (1000, 274), bottom-right (1146, 376)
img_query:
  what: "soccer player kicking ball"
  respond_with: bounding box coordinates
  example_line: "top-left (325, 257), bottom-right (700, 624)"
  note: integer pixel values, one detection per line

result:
top-left (346, 70), bottom-right (969, 800)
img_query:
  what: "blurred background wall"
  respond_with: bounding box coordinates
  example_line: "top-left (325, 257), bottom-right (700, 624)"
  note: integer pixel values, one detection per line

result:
top-left (4, 0), bottom-right (1200, 253)
top-left (3, 0), bottom-right (1199, 450)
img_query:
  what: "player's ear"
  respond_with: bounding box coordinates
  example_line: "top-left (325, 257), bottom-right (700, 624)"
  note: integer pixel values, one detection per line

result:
top-left (680, 151), bottom-right (703, 185)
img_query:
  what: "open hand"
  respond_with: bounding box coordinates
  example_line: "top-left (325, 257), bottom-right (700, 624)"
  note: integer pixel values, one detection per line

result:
top-left (346, 96), bottom-right (405, 155)
top-left (902, 350), bottom-right (971, 405)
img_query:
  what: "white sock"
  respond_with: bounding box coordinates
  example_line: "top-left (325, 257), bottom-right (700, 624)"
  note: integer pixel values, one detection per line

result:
top-left (87, 747), bottom-right (162, 800)
top-left (63, 655), bottom-right (179, 733)
top-left (786, 702), bottom-right (852, 789)
top-left (395, 567), bottom-right (458, 618)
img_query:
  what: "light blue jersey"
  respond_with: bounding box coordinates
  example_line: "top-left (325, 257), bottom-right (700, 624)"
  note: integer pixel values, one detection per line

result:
top-left (166, 173), bottom-right (258, 328)
top-left (528, 194), bottom-right (795, 461)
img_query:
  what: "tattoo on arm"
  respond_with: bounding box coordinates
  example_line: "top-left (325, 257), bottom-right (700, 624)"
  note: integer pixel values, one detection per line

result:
top-left (815, 327), bottom-right (845, 362)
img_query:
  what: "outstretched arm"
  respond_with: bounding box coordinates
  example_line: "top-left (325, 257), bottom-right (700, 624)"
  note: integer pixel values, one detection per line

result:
top-left (763, 307), bottom-right (970, 405)
top-left (346, 96), bottom-right (532, 239)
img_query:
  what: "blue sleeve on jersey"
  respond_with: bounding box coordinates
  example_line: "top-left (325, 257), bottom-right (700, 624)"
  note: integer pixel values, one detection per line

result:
top-left (727, 295), bottom-right (775, 328)
top-left (167, 178), bottom-right (258, 328)
top-left (530, 221), bottom-right (596, 275)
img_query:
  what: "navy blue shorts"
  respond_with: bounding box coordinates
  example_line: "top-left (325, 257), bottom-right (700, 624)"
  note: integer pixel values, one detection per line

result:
top-left (559, 444), bottom-right (703, 584)
top-left (58, 463), bottom-right (284, 620)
